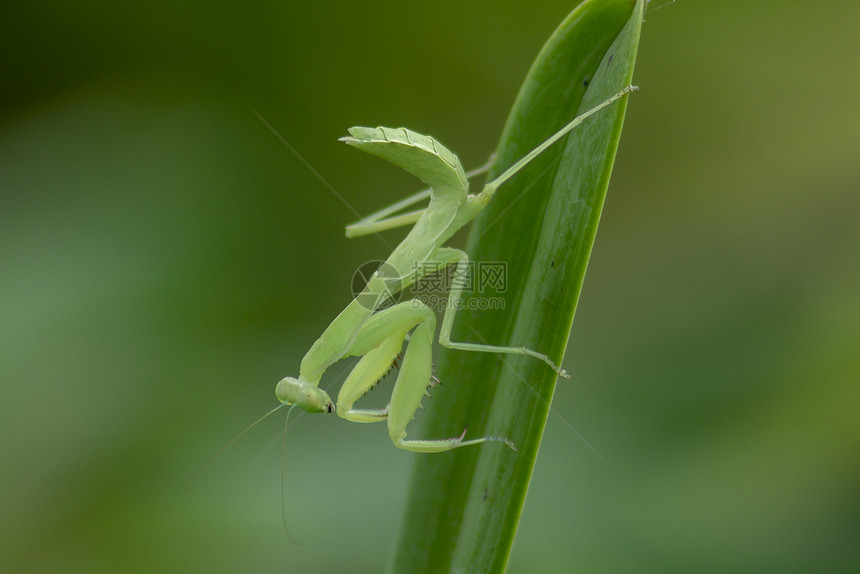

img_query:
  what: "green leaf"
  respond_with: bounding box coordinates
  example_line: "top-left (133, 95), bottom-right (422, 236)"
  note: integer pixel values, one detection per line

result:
top-left (389, 1), bottom-right (644, 573)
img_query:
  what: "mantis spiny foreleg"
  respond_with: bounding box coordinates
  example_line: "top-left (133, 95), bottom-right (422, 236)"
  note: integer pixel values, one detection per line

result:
top-left (335, 299), bottom-right (503, 451)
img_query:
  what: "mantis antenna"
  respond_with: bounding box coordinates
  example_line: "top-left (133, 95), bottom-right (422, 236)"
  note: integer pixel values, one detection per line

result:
top-left (186, 402), bottom-right (287, 490)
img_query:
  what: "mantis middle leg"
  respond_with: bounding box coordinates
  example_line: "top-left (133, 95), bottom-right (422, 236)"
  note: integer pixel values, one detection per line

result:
top-left (345, 155), bottom-right (497, 238)
top-left (434, 247), bottom-right (570, 378)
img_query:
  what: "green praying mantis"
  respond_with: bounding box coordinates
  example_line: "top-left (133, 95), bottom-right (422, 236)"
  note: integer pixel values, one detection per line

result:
top-left (275, 85), bottom-right (637, 453)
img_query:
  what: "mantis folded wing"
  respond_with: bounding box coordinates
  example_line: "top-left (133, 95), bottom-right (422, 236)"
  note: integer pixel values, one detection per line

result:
top-left (275, 85), bottom-right (637, 452)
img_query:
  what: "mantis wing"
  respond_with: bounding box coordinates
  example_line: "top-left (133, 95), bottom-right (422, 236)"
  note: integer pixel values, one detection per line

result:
top-left (340, 127), bottom-right (469, 200)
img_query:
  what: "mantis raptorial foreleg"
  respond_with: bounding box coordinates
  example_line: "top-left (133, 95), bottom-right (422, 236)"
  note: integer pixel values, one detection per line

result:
top-left (336, 329), bottom-right (404, 422)
top-left (274, 85), bottom-right (638, 453)
top-left (334, 299), bottom-right (502, 451)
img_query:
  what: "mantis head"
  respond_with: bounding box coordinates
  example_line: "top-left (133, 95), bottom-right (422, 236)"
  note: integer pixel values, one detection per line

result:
top-left (275, 377), bottom-right (334, 414)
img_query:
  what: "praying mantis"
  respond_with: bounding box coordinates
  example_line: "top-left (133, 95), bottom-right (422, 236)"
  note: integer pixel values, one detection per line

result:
top-left (275, 85), bottom-right (637, 453)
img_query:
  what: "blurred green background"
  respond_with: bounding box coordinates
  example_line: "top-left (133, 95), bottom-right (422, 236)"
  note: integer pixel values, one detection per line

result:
top-left (2, 1), bottom-right (858, 572)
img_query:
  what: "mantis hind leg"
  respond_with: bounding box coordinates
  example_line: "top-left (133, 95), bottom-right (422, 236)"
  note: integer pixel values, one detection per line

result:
top-left (435, 247), bottom-right (570, 378)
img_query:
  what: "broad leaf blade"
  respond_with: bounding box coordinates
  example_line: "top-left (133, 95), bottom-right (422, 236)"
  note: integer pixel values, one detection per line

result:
top-left (390, 1), bottom-right (644, 573)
